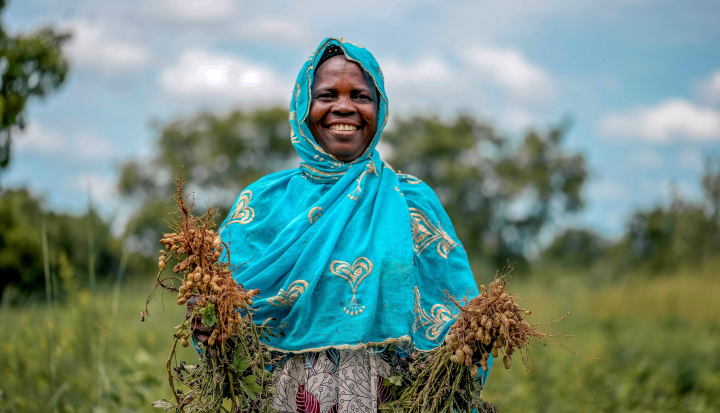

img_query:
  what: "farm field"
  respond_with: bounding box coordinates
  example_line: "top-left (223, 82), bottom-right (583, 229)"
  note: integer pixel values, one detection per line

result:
top-left (1, 266), bottom-right (719, 413)
top-left (484, 265), bottom-right (720, 413)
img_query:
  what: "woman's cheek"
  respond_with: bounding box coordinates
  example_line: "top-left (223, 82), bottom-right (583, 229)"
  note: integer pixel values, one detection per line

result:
top-left (310, 106), bottom-right (323, 123)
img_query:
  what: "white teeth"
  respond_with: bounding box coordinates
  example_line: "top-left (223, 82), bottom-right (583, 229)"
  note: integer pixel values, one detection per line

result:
top-left (329, 124), bottom-right (358, 131)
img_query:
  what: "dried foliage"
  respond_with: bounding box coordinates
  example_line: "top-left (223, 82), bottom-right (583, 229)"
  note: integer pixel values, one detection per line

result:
top-left (445, 264), bottom-right (570, 372)
top-left (142, 171), bottom-right (279, 412)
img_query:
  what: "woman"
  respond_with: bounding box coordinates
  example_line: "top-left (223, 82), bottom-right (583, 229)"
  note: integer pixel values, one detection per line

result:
top-left (201, 38), bottom-right (492, 412)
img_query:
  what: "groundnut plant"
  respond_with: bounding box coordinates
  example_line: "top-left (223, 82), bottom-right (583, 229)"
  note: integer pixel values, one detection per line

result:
top-left (142, 172), bottom-right (279, 413)
top-left (381, 265), bottom-right (573, 413)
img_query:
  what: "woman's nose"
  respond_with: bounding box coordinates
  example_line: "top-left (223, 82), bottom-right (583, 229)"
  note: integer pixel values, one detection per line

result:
top-left (331, 96), bottom-right (356, 114)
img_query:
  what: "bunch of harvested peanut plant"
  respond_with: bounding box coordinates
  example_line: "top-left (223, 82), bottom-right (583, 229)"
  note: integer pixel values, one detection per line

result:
top-left (380, 265), bottom-right (572, 413)
top-left (142, 172), bottom-right (280, 413)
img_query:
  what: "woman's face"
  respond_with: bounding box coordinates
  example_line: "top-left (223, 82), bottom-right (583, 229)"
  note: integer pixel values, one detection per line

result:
top-left (308, 55), bottom-right (378, 163)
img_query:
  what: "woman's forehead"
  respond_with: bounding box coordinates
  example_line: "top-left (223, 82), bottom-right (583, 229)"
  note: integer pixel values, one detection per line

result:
top-left (313, 56), bottom-right (374, 90)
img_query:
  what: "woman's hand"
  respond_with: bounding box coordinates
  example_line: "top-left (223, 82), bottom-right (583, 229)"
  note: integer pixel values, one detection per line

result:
top-left (186, 296), bottom-right (229, 346)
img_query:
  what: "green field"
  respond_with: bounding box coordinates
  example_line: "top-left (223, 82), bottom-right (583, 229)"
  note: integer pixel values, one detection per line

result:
top-left (1, 267), bottom-right (719, 413)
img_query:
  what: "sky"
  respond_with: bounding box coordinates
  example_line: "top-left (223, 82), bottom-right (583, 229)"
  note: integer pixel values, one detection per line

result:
top-left (4, 0), bottom-right (720, 239)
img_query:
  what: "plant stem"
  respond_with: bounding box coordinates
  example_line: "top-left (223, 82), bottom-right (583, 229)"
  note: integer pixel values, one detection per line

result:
top-left (227, 370), bottom-right (238, 412)
top-left (87, 186), bottom-right (95, 292)
top-left (42, 221), bottom-right (58, 413)
top-left (167, 336), bottom-right (182, 410)
top-left (223, 343), bottom-right (238, 412)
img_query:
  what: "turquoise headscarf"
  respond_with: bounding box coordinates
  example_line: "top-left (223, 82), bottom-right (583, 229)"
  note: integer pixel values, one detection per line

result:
top-left (220, 39), bottom-right (486, 382)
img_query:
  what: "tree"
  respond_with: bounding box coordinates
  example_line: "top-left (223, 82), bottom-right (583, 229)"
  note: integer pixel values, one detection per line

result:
top-left (702, 156), bottom-right (720, 222)
top-left (621, 164), bottom-right (720, 274)
top-left (0, 0), bottom-right (70, 175)
top-left (118, 108), bottom-right (296, 249)
top-left (0, 189), bottom-right (150, 298)
top-left (542, 229), bottom-right (607, 269)
top-left (383, 115), bottom-right (587, 272)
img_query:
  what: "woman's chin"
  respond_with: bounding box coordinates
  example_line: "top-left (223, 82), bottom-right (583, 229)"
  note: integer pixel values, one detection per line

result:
top-left (332, 152), bottom-right (359, 163)
top-left (327, 146), bottom-right (361, 162)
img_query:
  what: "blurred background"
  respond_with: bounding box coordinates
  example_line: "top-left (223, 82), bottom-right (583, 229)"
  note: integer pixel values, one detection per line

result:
top-left (1, 0), bottom-right (719, 412)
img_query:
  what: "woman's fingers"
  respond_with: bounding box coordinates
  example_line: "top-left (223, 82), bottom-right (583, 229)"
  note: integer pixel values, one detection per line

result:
top-left (185, 298), bottom-right (233, 347)
top-left (194, 327), bottom-right (231, 346)
top-left (195, 333), bottom-right (210, 344)
top-left (186, 296), bottom-right (200, 319)
top-left (192, 317), bottom-right (213, 334)
top-left (186, 297), bottom-right (233, 346)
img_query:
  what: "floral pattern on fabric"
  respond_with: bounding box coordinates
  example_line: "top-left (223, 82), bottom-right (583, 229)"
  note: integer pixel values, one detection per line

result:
top-left (270, 349), bottom-right (397, 413)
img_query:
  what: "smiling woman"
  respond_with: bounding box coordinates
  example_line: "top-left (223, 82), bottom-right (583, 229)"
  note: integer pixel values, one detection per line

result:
top-left (210, 38), bottom-right (489, 413)
top-left (308, 53), bottom-right (379, 162)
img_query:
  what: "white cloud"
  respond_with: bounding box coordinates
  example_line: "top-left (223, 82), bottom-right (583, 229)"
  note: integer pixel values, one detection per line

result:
top-left (160, 50), bottom-right (290, 103)
top-left (377, 47), bottom-right (554, 131)
top-left (382, 57), bottom-right (452, 88)
top-left (677, 148), bottom-right (704, 171)
top-left (504, 107), bottom-right (538, 131)
top-left (462, 46), bottom-right (554, 104)
top-left (14, 123), bottom-right (116, 161)
top-left (96, 43), bottom-right (148, 66)
top-left (64, 20), bottom-right (149, 70)
top-left (588, 179), bottom-right (629, 201)
top-left (149, 0), bottom-right (235, 21)
top-left (694, 70), bottom-right (720, 105)
top-left (15, 124), bottom-right (67, 154)
top-left (72, 133), bottom-right (116, 160)
top-left (599, 99), bottom-right (720, 142)
top-left (236, 19), bottom-right (312, 45)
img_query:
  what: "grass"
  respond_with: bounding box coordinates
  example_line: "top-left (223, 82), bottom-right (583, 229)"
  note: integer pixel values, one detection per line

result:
top-left (1, 266), bottom-right (719, 412)
top-left (483, 266), bottom-right (720, 413)
top-left (0, 281), bottom-right (197, 413)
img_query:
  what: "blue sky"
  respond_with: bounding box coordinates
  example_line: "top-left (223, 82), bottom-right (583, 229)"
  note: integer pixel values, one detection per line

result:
top-left (4, 0), bottom-right (720, 239)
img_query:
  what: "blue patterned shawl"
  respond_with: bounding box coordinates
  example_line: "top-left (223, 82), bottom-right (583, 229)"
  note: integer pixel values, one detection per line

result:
top-left (219, 38), bottom-right (480, 360)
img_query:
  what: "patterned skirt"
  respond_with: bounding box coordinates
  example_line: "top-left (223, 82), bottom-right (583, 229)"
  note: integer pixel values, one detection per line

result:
top-left (269, 348), bottom-right (399, 413)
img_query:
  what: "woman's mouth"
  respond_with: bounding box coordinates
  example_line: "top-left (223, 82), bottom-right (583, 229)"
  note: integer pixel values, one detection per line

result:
top-left (328, 124), bottom-right (358, 131)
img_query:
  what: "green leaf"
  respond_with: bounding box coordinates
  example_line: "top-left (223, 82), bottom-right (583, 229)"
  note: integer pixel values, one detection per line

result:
top-left (238, 380), bottom-right (257, 400)
top-left (244, 375), bottom-right (263, 394)
top-left (199, 304), bottom-right (217, 327)
top-left (231, 356), bottom-right (250, 373)
top-left (388, 374), bottom-right (403, 387)
top-left (249, 382), bottom-right (263, 394)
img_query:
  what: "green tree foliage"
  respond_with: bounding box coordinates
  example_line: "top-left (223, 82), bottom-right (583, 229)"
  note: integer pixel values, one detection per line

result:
top-left (702, 156), bottom-right (720, 222)
top-left (0, 0), bottom-right (70, 172)
top-left (617, 161), bottom-right (720, 273)
top-left (118, 108), bottom-right (295, 249)
top-left (623, 203), bottom-right (719, 273)
top-left (119, 108), bottom-right (294, 200)
top-left (383, 116), bottom-right (587, 271)
top-left (542, 229), bottom-right (607, 268)
top-left (0, 189), bottom-right (148, 298)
